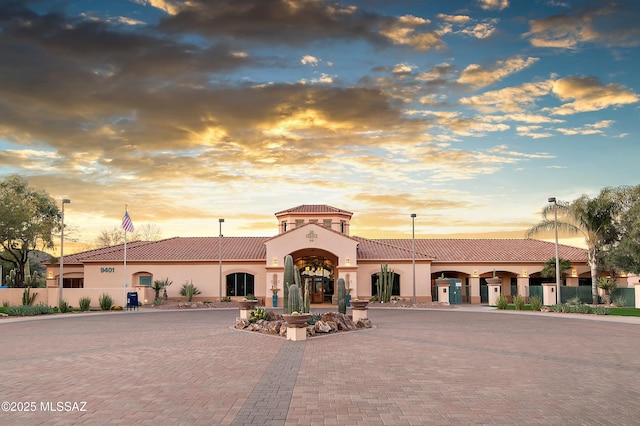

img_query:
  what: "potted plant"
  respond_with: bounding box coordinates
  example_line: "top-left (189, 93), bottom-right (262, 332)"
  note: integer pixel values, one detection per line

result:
top-left (282, 311), bottom-right (311, 327)
top-left (350, 298), bottom-right (369, 310)
top-left (238, 294), bottom-right (259, 310)
top-left (486, 269), bottom-right (501, 286)
top-left (271, 285), bottom-right (279, 307)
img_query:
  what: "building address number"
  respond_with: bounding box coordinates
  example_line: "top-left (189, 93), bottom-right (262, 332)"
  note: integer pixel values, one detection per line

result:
top-left (100, 267), bottom-right (115, 273)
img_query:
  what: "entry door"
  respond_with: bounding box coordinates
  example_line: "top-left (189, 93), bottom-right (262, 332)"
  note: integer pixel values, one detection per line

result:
top-left (312, 277), bottom-right (324, 303)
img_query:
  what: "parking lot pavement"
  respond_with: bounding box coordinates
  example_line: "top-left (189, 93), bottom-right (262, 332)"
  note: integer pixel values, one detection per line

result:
top-left (2, 308), bottom-right (640, 425)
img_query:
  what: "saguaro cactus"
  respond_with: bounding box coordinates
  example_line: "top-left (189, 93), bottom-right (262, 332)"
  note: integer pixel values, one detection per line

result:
top-left (288, 284), bottom-right (303, 314)
top-left (303, 282), bottom-right (310, 313)
top-left (283, 255), bottom-right (294, 314)
top-left (338, 278), bottom-right (346, 314)
top-left (378, 264), bottom-right (394, 303)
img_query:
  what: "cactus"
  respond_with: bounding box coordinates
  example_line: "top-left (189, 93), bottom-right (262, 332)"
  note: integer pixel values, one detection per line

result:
top-left (378, 264), bottom-right (394, 303)
top-left (22, 287), bottom-right (37, 306)
top-left (5, 269), bottom-right (17, 287)
top-left (338, 278), bottom-right (346, 314)
top-left (303, 282), bottom-right (310, 313)
top-left (283, 255), bottom-right (294, 314)
top-left (288, 284), bottom-right (303, 314)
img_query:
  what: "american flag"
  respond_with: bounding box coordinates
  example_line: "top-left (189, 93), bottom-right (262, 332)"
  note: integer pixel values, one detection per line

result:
top-left (122, 211), bottom-right (135, 233)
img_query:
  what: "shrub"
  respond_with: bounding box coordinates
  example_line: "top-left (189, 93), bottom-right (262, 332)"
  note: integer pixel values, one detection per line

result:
top-left (597, 277), bottom-right (617, 304)
top-left (593, 306), bottom-right (610, 315)
top-left (111, 305), bottom-right (123, 311)
top-left (220, 296), bottom-right (231, 302)
top-left (308, 313), bottom-right (322, 325)
top-left (99, 293), bottom-right (113, 311)
top-left (530, 296), bottom-right (542, 311)
top-left (612, 296), bottom-right (627, 308)
top-left (6, 303), bottom-right (53, 316)
top-left (179, 280), bottom-right (201, 302)
top-left (574, 304), bottom-right (591, 314)
top-left (245, 293), bottom-right (257, 300)
top-left (567, 296), bottom-right (582, 306)
top-left (513, 294), bottom-right (525, 310)
top-left (58, 300), bottom-right (72, 313)
top-left (79, 297), bottom-right (91, 312)
top-left (495, 295), bottom-right (508, 309)
top-left (248, 307), bottom-right (270, 323)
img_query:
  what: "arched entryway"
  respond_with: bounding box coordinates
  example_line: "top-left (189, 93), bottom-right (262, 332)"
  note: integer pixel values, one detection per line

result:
top-left (290, 248), bottom-right (337, 304)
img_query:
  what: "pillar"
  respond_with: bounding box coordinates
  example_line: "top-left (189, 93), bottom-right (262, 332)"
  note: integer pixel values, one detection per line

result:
top-left (469, 276), bottom-right (481, 304)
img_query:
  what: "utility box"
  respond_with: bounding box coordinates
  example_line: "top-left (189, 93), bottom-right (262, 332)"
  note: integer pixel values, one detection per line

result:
top-left (542, 283), bottom-right (557, 306)
top-left (449, 279), bottom-right (462, 304)
top-left (127, 292), bottom-right (139, 310)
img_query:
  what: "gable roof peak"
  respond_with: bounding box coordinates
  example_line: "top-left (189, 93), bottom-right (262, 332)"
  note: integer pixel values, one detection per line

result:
top-left (274, 205), bottom-right (353, 216)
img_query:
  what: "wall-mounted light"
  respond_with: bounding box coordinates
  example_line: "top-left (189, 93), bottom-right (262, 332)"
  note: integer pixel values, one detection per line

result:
top-left (272, 257), bottom-right (278, 266)
top-left (345, 257), bottom-right (350, 266)
top-left (522, 269), bottom-right (528, 277)
top-left (472, 270), bottom-right (478, 277)
top-left (571, 269), bottom-right (577, 277)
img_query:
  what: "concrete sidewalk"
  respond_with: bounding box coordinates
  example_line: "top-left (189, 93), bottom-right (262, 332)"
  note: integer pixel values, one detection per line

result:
top-left (2, 308), bottom-right (640, 425)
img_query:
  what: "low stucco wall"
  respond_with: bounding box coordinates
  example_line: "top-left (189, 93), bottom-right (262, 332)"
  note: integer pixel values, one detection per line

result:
top-left (0, 287), bottom-right (155, 308)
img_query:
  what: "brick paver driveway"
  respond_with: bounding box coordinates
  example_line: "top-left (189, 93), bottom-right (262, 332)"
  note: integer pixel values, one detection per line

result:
top-left (2, 308), bottom-right (640, 425)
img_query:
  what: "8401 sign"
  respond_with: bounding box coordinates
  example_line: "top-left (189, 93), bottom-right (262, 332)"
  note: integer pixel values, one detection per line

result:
top-left (100, 267), bottom-right (115, 273)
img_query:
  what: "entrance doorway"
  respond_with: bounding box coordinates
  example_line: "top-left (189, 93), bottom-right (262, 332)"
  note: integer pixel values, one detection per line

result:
top-left (296, 255), bottom-right (335, 304)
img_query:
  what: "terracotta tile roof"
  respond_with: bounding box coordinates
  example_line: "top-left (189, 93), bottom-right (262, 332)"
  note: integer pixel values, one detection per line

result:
top-left (56, 236), bottom-right (587, 265)
top-left (353, 237), bottom-right (434, 261)
top-left (68, 237), bottom-right (268, 263)
top-left (274, 205), bottom-right (353, 215)
top-left (365, 238), bottom-right (587, 263)
top-left (55, 241), bottom-right (153, 265)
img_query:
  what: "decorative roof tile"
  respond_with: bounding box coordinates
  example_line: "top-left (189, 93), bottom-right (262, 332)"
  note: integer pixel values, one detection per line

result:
top-left (57, 236), bottom-right (587, 264)
top-left (274, 205), bottom-right (353, 215)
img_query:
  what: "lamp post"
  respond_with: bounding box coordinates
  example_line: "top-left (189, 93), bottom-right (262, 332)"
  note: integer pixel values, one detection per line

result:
top-left (411, 213), bottom-right (417, 304)
top-left (59, 198), bottom-right (71, 306)
top-left (219, 218), bottom-right (224, 301)
top-left (548, 197), bottom-right (561, 301)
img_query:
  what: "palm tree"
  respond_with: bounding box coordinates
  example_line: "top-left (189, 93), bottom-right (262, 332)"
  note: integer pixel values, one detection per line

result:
top-left (540, 258), bottom-right (572, 283)
top-left (151, 278), bottom-right (173, 302)
top-left (526, 188), bottom-right (621, 304)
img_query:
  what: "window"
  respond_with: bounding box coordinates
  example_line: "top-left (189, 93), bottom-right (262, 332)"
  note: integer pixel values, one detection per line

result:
top-left (323, 219), bottom-right (332, 228)
top-left (139, 276), bottom-right (152, 287)
top-left (63, 278), bottom-right (84, 288)
top-left (340, 221), bottom-right (345, 233)
top-left (226, 273), bottom-right (255, 296)
top-left (282, 221), bottom-right (287, 232)
top-left (295, 219), bottom-right (304, 227)
top-left (371, 273), bottom-right (400, 296)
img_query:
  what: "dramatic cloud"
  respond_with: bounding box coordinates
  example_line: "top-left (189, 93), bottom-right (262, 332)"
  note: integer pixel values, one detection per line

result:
top-left (548, 76), bottom-right (638, 115)
top-left (478, 0), bottom-right (509, 11)
top-left (460, 80), bottom-right (552, 112)
top-left (457, 57), bottom-right (539, 89)
top-left (525, 2), bottom-right (640, 48)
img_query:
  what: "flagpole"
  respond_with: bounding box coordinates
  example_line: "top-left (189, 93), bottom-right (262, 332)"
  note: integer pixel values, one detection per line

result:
top-left (123, 226), bottom-right (127, 307)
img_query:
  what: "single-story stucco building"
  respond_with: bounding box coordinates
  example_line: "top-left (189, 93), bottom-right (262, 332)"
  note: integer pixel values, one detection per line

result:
top-left (39, 204), bottom-right (622, 308)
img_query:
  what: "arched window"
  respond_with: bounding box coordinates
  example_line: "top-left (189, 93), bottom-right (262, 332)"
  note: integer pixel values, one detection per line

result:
top-left (226, 273), bottom-right (255, 297)
top-left (371, 273), bottom-right (400, 297)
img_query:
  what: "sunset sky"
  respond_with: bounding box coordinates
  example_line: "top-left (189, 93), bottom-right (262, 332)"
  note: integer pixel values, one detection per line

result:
top-left (1, 0), bottom-right (638, 252)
